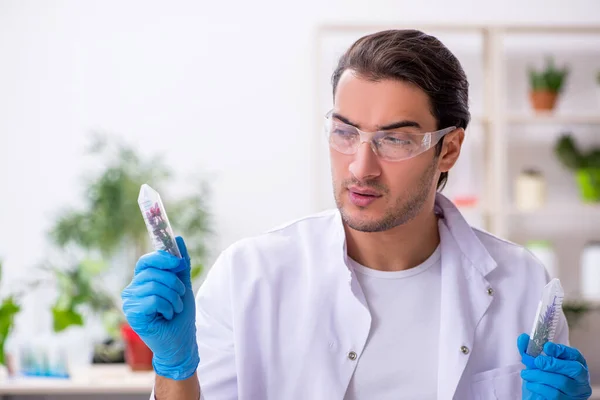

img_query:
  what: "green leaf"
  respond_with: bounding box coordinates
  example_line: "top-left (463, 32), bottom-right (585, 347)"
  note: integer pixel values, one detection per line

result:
top-left (529, 56), bottom-right (568, 93)
top-left (54, 293), bottom-right (73, 310)
top-left (554, 134), bottom-right (584, 170)
top-left (52, 306), bottom-right (84, 332)
top-left (48, 133), bottom-right (172, 257)
top-left (0, 297), bottom-right (20, 319)
top-left (586, 149), bottom-right (600, 169)
top-left (190, 264), bottom-right (203, 281)
top-left (0, 297), bottom-right (21, 366)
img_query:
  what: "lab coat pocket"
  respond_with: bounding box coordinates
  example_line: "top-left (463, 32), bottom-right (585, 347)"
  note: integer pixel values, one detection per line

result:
top-left (470, 363), bottom-right (523, 400)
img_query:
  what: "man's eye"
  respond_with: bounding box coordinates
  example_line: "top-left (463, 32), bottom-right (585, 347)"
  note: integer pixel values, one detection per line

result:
top-left (334, 129), bottom-right (357, 137)
top-left (383, 135), bottom-right (413, 145)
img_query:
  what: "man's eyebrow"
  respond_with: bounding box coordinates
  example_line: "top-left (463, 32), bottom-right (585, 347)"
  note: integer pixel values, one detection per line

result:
top-left (378, 120), bottom-right (421, 131)
top-left (331, 112), bottom-right (421, 130)
top-left (331, 112), bottom-right (359, 127)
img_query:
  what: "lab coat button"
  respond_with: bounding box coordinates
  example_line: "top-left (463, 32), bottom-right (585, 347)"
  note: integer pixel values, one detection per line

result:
top-left (460, 346), bottom-right (470, 354)
top-left (348, 351), bottom-right (357, 361)
top-left (487, 287), bottom-right (494, 295)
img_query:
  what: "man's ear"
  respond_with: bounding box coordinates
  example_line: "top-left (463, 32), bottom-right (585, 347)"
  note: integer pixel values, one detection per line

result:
top-left (438, 128), bottom-right (465, 173)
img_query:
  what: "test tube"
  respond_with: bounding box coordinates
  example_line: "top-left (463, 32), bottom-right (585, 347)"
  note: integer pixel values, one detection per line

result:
top-left (526, 278), bottom-right (564, 357)
top-left (138, 184), bottom-right (185, 271)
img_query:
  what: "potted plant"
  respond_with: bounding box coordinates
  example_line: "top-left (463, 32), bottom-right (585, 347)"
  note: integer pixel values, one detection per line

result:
top-left (14, 256), bottom-right (118, 376)
top-left (47, 132), bottom-right (211, 371)
top-left (50, 133), bottom-right (211, 281)
top-left (554, 133), bottom-right (600, 202)
top-left (528, 56), bottom-right (569, 112)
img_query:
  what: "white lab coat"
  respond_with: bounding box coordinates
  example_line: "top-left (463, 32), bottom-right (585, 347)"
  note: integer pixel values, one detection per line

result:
top-left (154, 192), bottom-right (569, 400)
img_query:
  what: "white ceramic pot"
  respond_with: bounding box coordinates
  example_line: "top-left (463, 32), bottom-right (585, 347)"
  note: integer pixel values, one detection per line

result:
top-left (515, 170), bottom-right (546, 211)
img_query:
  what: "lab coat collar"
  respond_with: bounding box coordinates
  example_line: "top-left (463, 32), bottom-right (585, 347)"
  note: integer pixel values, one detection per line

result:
top-left (333, 192), bottom-right (498, 277)
top-left (433, 192), bottom-right (497, 276)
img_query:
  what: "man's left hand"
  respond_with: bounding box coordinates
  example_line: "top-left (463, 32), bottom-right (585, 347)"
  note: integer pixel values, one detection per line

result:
top-left (517, 333), bottom-right (592, 399)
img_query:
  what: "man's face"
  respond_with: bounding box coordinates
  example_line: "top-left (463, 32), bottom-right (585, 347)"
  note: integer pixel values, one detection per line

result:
top-left (330, 70), bottom-right (455, 233)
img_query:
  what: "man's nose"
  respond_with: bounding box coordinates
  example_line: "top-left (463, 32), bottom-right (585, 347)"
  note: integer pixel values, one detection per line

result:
top-left (348, 141), bottom-right (381, 182)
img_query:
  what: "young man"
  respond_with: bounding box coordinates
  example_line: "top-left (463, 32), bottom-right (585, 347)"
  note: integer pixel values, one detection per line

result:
top-left (122, 29), bottom-right (592, 399)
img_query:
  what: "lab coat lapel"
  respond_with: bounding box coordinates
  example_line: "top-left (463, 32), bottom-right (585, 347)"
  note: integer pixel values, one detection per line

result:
top-left (435, 194), bottom-right (497, 400)
top-left (330, 209), bottom-right (373, 396)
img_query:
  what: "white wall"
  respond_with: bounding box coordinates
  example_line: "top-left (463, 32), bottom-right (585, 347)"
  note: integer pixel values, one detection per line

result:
top-left (2, 0), bottom-right (598, 280)
top-left (1, 0), bottom-right (599, 398)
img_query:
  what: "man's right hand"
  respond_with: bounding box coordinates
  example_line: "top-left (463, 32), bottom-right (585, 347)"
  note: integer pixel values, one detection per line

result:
top-left (121, 236), bottom-right (200, 381)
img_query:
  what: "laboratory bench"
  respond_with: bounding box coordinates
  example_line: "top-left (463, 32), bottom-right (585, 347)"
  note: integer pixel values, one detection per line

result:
top-left (0, 364), bottom-right (153, 399)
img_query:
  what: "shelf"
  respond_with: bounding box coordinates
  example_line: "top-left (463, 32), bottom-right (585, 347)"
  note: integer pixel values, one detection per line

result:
top-left (507, 113), bottom-right (600, 125)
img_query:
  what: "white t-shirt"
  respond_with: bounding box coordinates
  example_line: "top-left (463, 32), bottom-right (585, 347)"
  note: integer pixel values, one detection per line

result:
top-left (343, 245), bottom-right (442, 400)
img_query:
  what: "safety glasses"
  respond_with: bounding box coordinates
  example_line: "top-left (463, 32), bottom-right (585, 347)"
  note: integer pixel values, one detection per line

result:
top-left (324, 110), bottom-right (456, 162)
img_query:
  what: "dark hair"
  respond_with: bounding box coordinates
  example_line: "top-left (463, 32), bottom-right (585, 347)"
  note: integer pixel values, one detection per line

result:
top-left (331, 29), bottom-right (470, 190)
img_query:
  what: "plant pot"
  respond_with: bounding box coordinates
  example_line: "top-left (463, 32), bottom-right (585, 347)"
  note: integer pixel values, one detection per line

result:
top-left (575, 168), bottom-right (600, 202)
top-left (529, 90), bottom-right (558, 111)
top-left (120, 323), bottom-right (153, 371)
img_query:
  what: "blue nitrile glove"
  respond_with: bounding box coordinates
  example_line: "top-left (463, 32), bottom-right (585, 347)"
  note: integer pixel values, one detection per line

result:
top-left (121, 236), bottom-right (199, 380)
top-left (517, 333), bottom-right (592, 399)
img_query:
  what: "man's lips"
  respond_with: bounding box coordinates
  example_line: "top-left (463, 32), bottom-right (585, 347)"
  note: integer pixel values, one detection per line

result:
top-left (347, 186), bottom-right (382, 197)
top-left (347, 187), bottom-right (381, 207)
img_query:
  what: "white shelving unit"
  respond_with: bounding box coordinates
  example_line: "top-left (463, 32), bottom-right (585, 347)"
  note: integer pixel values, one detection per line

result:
top-left (313, 23), bottom-right (600, 296)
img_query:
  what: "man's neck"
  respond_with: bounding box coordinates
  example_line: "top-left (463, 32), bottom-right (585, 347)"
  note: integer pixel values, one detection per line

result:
top-left (344, 204), bottom-right (440, 272)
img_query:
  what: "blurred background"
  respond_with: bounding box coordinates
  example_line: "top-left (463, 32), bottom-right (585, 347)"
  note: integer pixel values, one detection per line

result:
top-left (1, 0), bottom-right (600, 398)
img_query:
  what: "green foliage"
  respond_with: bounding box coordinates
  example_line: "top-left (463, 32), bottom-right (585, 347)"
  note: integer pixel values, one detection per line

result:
top-left (528, 56), bottom-right (569, 93)
top-left (50, 134), bottom-right (170, 256)
top-left (0, 260), bottom-right (21, 366)
top-left (0, 297), bottom-right (20, 366)
top-left (46, 258), bottom-right (117, 333)
top-left (597, 70), bottom-right (600, 85)
top-left (554, 134), bottom-right (600, 170)
top-left (49, 132), bottom-right (211, 263)
top-left (46, 133), bottom-right (212, 336)
top-left (52, 307), bottom-right (84, 332)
